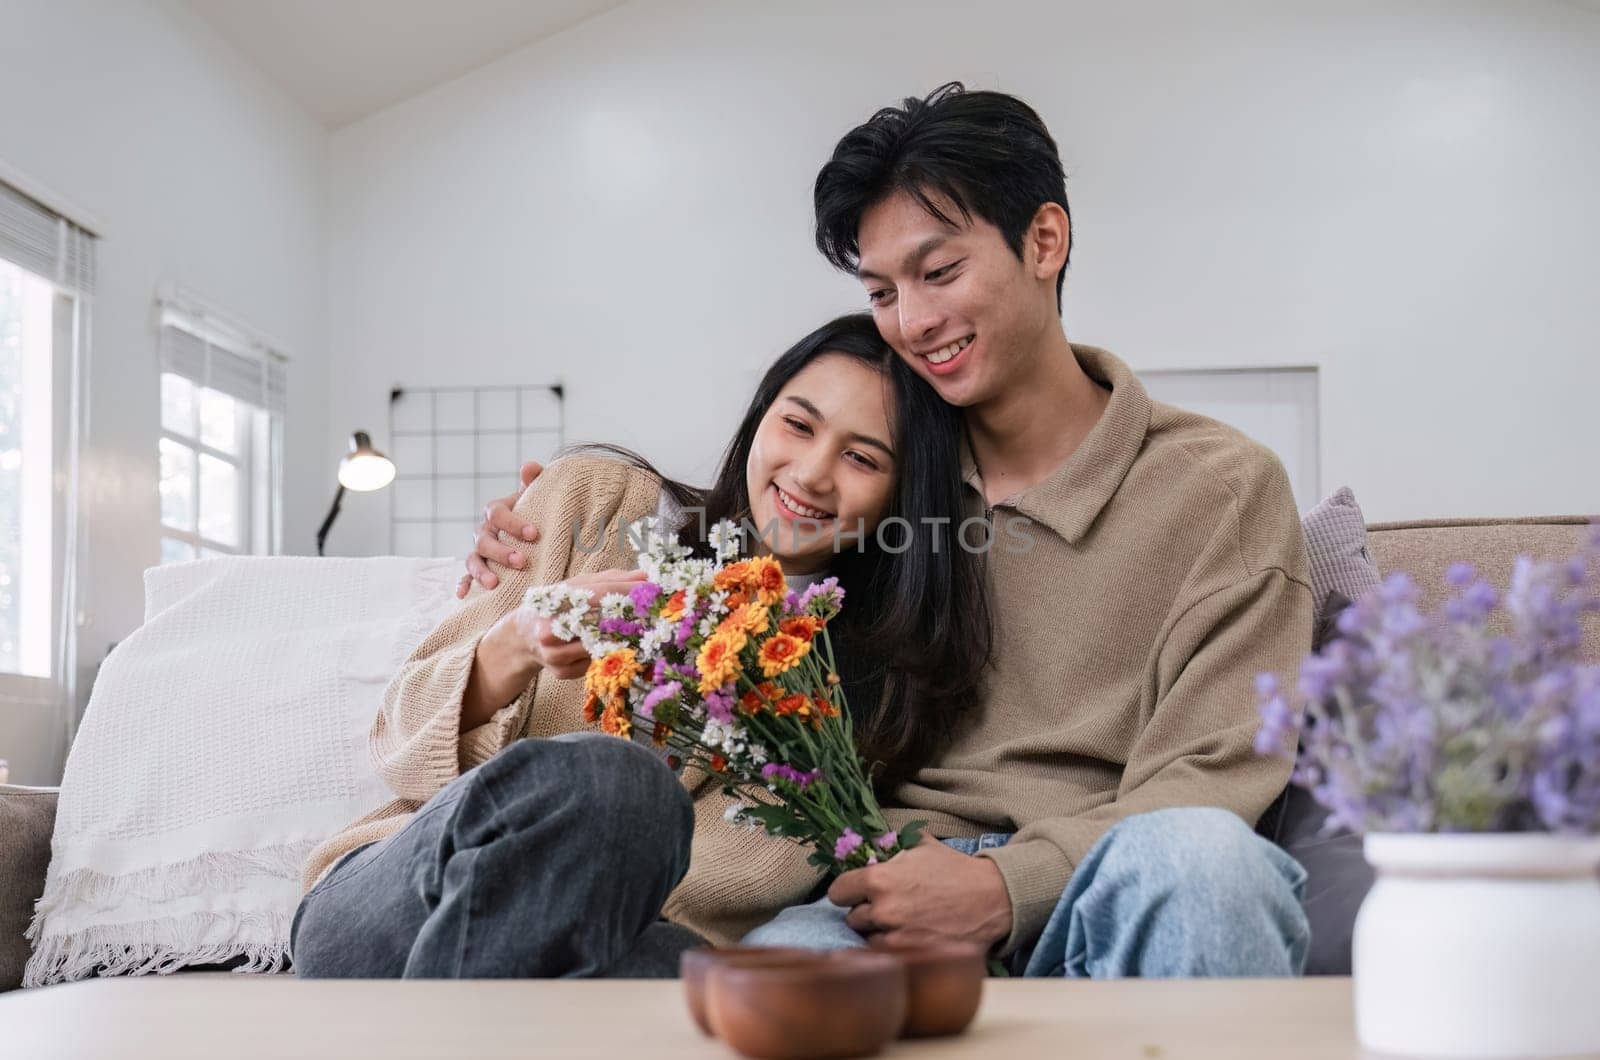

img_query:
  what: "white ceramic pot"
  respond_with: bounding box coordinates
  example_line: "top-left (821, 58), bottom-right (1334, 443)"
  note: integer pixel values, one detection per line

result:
top-left (1354, 832), bottom-right (1600, 1058)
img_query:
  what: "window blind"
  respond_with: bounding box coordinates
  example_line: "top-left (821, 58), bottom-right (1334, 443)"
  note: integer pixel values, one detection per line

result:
top-left (159, 317), bottom-right (287, 417)
top-left (0, 179), bottom-right (95, 294)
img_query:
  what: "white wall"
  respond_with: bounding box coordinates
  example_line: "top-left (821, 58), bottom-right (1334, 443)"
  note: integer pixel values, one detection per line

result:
top-left (0, 0), bottom-right (328, 783)
top-left (325, 0), bottom-right (1600, 559)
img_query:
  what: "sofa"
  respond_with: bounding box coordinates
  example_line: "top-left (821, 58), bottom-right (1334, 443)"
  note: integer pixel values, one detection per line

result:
top-left (2, 514), bottom-right (1595, 994)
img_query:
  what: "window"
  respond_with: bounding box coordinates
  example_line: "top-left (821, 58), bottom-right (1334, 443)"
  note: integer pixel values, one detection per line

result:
top-left (0, 173), bottom-right (94, 699)
top-left (0, 259), bottom-right (55, 676)
top-left (156, 306), bottom-right (286, 563)
top-left (1138, 366), bottom-right (1321, 512)
top-left (158, 374), bottom-right (275, 561)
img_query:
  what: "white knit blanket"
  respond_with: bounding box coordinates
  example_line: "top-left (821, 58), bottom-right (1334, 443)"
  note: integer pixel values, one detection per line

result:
top-left (24, 555), bottom-right (458, 987)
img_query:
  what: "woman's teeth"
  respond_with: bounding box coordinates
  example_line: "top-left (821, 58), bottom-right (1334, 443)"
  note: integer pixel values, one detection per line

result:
top-left (776, 487), bottom-right (832, 520)
top-left (926, 335), bottom-right (973, 365)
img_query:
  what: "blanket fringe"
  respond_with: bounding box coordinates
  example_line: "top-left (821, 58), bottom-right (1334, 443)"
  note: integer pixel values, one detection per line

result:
top-left (28, 840), bottom-right (318, 916)
top-left (22, 908), bottom-right (292, 988)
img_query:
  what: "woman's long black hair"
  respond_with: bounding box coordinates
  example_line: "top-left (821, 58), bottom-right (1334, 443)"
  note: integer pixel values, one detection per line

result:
top-left (572, 313), bottom-right (991, 789)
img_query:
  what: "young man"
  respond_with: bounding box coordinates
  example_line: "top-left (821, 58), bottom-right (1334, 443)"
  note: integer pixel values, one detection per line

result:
top-left (460, 84), bottom-right (1314, 977)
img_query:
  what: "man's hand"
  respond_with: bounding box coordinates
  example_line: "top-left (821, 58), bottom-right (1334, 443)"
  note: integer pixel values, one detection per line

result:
top-left (458, 461), bottom-right (545, 598)
top-left (827, 838), bottom-right (1014, 951)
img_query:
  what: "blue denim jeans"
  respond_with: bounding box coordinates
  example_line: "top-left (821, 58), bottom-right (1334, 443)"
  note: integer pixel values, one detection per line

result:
top-left (290, 732), bottom-right (702, 978)
top-left (741, 807), bottom-right (1311, 978)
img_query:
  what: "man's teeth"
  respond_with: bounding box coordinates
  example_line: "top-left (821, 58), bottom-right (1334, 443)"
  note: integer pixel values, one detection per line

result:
top-left (777, 487), bottom-right (832, 520)
top-left (926, 335), bottom-right (973, 365)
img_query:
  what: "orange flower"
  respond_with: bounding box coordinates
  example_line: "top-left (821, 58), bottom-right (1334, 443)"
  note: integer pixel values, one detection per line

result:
top-left (747, 556), bottom-right (787, 606)
top-left (719, 602), bottom-right (771, 638)
top-left (600, 701), bottom-right (631, 739)
top-left (724, 590), bottom-right (749, 610)
top-left (774, 693), bottom-right (811, 718)
top-left (709, 753), bottom-right (728, 773)
top-left (586, 648), bottom-right (641, 700)
top-left (582, 691), bottom-right (603, 723)
top-left (659, 589), bottom-right (688, 622)
top-left (652, 723), bottom-right (673, 748)
top-left (813, 693), bottom-right (840, 719)
top-left (696, 632), bottom-right (745, 694)
top-left (713, 561), bottom-right (751, 592)
top-left (779, 616), bottom-right (822, 642)
top-left (740, 682), bottom-right (782, 715)
top-left (758, 633), bottom-right (810, 678)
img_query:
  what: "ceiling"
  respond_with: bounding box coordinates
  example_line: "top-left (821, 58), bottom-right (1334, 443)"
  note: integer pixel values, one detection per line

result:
top-left (182, 0), bottom-right (630, 128)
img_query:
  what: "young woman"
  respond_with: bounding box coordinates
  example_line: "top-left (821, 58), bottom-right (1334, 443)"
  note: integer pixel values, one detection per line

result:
top-left (290, 313), bottom-right (992, 978)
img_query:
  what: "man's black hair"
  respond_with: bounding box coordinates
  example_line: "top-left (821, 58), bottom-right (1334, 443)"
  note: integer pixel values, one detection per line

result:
top-left (814, 81), bottom-right (1072, 310)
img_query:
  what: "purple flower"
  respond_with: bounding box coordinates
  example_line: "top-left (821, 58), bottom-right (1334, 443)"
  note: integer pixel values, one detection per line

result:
top-left (876, 832), bottom-right (898, 851)
top-left (674, 614), bottom-right (697, 650)
top-left (1445, 562), bottom-right (1477, 588)
top-left (598, 617), bottom-right (644, 637)
top-left (834, 829), bottom-right (864, 861)
top-left (703, 686), bottom-right (736, 724)
top-left (798, 577), bottom-right (845, 618)
top-left (639, 681), bottom-right (681, 720)
top-left (630, 582), bottom-right (663, 612)
top-left (760, 763), bottom-right (822, 790)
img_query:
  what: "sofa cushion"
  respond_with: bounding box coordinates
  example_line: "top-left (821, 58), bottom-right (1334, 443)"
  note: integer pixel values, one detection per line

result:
top-left (1367, 515), bottom-right (1599, 660)
top-left (0, 786), bottom-right (58, 992)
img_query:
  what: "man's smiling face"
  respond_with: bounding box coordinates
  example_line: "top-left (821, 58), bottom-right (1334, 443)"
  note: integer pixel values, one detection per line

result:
top-left (856, 189), bottom-right (1057, 410)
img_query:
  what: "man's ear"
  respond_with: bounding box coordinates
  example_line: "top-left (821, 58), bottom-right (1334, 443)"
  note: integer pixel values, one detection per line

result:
top-left (1026, 203), bottom-right (1070, 282)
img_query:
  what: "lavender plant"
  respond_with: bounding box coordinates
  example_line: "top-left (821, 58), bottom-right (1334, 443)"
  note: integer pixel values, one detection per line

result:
top-left (1256, 524), bottom-right (1600, 835)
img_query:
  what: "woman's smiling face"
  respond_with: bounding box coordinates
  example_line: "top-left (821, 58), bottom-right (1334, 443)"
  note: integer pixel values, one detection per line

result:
top-left (744, 353), bottom-right (899, 574)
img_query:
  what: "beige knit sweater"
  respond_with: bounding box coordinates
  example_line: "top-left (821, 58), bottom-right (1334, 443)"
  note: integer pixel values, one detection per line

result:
top-left (300, 455), bottom-right (827, 946)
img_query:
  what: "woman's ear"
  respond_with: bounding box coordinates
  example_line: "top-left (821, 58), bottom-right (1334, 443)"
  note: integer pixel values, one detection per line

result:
top-left (1027, 203), bottom-right (1070, 282)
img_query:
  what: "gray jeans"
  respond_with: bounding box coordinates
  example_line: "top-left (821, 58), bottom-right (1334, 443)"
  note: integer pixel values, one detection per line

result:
top-left (290, 732), bottom-right (703, 978)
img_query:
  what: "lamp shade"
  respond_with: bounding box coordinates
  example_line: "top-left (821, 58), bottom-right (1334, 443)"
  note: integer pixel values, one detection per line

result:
top-left (337, 430), bottom-right (395, 492)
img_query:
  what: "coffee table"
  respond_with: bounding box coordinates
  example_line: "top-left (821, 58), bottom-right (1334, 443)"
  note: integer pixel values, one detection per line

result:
top-left (1, 974), bottom-right (1358, 1058)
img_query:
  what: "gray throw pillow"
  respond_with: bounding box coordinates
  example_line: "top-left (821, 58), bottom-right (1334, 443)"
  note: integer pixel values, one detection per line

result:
top-left (1301, 486), bottom-right (1381, 617)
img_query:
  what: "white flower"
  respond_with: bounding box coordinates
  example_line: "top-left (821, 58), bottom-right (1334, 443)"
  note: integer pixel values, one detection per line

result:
top-left (522, 582), bottom-right (572, 617)
top-left (599, 593), bottom-right (631, 619)
top-left (709, 520), bottom-right (744, 563)
top-left (747, 744), bottom-right (769, 765)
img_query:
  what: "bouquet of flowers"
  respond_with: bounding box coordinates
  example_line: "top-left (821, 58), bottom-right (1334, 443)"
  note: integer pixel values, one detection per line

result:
top-left (1255, 525), bottom-right (1600, 834)
top-left (524, 516), bottom-right (922, 871)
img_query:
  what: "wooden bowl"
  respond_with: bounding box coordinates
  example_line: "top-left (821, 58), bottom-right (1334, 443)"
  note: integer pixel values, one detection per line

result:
top-left (865, 939), bottom-right (986, 1037)
top-left (706, 949), bottom-right (908, 1059)
top-left (680, 947), bottom-right (812, 1036)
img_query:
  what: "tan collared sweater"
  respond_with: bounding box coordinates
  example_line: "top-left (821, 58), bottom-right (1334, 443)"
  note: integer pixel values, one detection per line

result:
top-left (880, 344), bottom-right (1312, 955)
top-left (303, 344), bottom-right (1311, 955)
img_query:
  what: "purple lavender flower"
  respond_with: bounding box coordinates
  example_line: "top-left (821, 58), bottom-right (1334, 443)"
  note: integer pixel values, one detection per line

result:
top-left (1255, 522), bottom-right (1600, 835)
